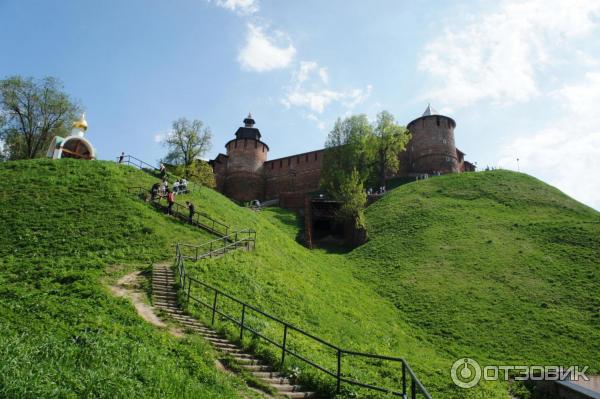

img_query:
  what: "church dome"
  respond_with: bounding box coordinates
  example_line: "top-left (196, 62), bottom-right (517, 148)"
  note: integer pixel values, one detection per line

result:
top-left (72, 113), bottom-right (88, 131)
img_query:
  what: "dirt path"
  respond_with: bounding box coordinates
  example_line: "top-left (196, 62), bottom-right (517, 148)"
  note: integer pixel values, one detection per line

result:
top-left (109, 271), bottom-right (183, 337)
top-left (109, 270), bottom-right (268, 398)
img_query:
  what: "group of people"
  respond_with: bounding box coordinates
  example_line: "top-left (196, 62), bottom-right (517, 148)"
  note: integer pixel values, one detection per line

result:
top-left (150, 179), bottom-right (188, 199)
top-left (118, 153), bottom-right (197, 224)
top-left (173, 178), bottom-right (188, 194)
top-left (417, 171), bottom-right (443, 181)
top-left (366, 186), bottom-right (387, 196)
top-left (149, 181), bottom-right (196, 223)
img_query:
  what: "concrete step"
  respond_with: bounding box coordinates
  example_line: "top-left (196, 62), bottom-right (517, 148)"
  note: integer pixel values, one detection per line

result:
top-left (152, 293), bottom-right (178, 298)
top-left (218, 347), bottom-right (244, 355)
top-left (205, 338), bottom-right (233, 345)
top-left (239, 364), bottom-right (272, 372)
top-left (262, 377), bottom-right (291, 385)
top-left (232, 357), bottom-right (260, 365)
top-left (212, 342), bottom-right (239, 350)
top-left (251, 371), bottom-right (282, 379)
top-left (281, 392), bottom-right (316, 399)
top-left (153, 301), bottom-right (178, 307)
top-left (272, 384), bottom-right (303, 392)
top-left (156, 307), bottom-right (184, 314)
top-left (230, 353), bottom-right (254, 360)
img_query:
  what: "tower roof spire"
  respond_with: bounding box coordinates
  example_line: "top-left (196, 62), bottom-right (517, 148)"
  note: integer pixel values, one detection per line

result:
top-left (422, 103), bottom-right (439, 117)
top-left (243, 113), bottom-right (255, 128)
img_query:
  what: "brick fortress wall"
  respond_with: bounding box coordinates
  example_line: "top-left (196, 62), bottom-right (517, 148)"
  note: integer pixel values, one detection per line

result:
top-left (263, 149), bottom-right (324, 200)
top-left (211, 108), bottom-right (474, 202)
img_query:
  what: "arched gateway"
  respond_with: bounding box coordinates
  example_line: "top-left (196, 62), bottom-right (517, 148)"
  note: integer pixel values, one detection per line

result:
top-left (47, 114), bottom-right (96, 160)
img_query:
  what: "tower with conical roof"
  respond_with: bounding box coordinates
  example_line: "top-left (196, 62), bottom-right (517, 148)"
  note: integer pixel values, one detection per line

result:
top-left (406, 104), bottom-right (459, 174)
top-left (222, 113), bottom-right (270, 201)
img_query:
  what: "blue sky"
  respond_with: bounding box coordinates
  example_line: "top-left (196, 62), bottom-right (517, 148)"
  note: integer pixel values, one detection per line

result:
top-left (1, 0), bottom-right (600, 209)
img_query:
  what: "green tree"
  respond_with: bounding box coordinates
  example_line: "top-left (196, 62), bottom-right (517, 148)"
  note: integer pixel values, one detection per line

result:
top-left (163, 117), bottom-right (212, 167)
top-left (0, 76), bottom-right (81, 160)
top-left (173, 160), bottom-right (216, 188)
top-left (338, 169), bottom-right (367, 230)
top-left (321, 114), bottom-right (374, 194)
top-left (373, 111), bottom-right (411, 187)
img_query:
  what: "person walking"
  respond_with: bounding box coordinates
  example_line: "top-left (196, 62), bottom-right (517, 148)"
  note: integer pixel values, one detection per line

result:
top-left (159, 163), bottom-right (167, 179)
top-left (180, 178), bottom-right (188, 193)
top-left (118, 152), bottom-right (125, 164)
top-left (150, 182), bottom-right (160, 201)
top-left (186, 201), bottom-right (195, 224)
top-left (166, 190), bottom-right (175, 215)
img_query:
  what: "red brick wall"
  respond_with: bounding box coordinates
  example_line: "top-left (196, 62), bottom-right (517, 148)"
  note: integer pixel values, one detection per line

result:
top-left (212, 157), bottom-right (228, 192)
top-left (225, 172), bottom-right (263, 201)
top-left (263, 149), bottom-right (324, 200)
top-left (279, 192), bottom-right (307, 211)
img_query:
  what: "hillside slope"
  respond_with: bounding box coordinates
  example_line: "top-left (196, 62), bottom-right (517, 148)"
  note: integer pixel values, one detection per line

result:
top-left (2, 160), bottom-right (598, 399)
top-left (0, 159), bottom-right (256, 398)
top-left (184, 170), bottom-right (600, 399)
top-left (350, 170), bottom-right (600, 386)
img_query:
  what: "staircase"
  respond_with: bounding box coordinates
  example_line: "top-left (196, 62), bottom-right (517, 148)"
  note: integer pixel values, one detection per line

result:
top-left (152, 264), bottom-right (316, 399)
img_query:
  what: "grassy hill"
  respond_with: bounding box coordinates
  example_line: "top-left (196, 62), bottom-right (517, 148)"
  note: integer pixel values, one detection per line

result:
top-left (352, 170), bottom-right (600, 369)
top-left (182, 170), bottom-right (600, 398)
top-left (0, 159), bottom-right (257, 398)
top-left (1, 159), bottom-right (598, 399)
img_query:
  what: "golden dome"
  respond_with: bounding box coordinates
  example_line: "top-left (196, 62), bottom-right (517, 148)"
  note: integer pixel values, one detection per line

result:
top-left (73, 113), bottom-right (88, 131)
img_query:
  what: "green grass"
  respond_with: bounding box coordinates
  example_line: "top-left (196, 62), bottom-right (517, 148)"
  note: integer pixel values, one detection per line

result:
top-left (0, 159), bottom-right (259, 398)
top-left (180, 171), bottom-right (600, 399)
top-left (350, 171), bottom-right (600, 394)
top-left (2, 160), bottom-right (599, 399)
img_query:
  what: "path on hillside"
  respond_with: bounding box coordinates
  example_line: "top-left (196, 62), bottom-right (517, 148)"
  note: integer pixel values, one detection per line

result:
top-left (109, 270), bottom-right (274, 399)
top-left (152, 264), bottom-right (315, 399)
top-left (109, 271), bottom-right (183, 338)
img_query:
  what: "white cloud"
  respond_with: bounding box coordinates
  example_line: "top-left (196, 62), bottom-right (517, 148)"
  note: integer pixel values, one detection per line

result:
top-left (214, 0), bottom-right (258, 15)
top-left (306, 114), bottom-right (326, 131)
top-left (419, 0), bottom-right (600, 109)
top-left (499, 72), bottom-right (600, 209)
top-left (282, 60), bottom-right (372, 115)
top-left (154, 133), bottom-right (165, 143)
top-left (237, 24), bottom-right (296, 72)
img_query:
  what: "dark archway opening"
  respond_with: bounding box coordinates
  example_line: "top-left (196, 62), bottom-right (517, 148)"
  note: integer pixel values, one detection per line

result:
top-left (312, 218), bottom-right (344, 241)
top-left (61, 138), bottom-right (93, 160)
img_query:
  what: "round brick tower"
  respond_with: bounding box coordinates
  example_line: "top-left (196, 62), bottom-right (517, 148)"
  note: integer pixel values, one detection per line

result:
top-left (406, 104), bottom-right (459, 174)
top-left (224, 114), bottom-right (269, 201)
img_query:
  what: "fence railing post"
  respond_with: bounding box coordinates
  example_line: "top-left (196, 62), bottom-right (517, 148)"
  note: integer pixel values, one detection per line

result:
top-left (281, 324), bottom-right (288, 368)
top-left (411, 379), bottom-right (416, 399)
top-left (240, 304), bottom-right (246, 342)
top-left (402, 361), bottom-right (407, 398)
top-left (187, 278), bottom-right (191, 303)
top-left (211, 291), bottom-right (218, 325)
top-left (337, 349), bottom-right (342, 394)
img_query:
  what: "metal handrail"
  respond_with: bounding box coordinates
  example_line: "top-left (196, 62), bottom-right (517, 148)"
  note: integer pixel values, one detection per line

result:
top-left (116, 154), bottom-right (202, 193)
top-left (174, 242), bottom-right (432, 399)
top-left (127, 186), bottom-right (230, 237)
